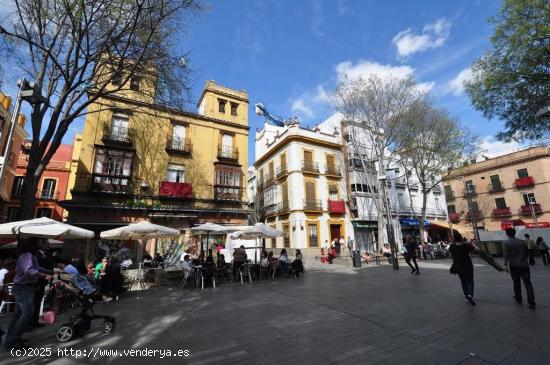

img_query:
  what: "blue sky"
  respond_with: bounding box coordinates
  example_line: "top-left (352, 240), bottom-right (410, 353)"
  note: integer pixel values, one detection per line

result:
top-left (1, 0), bottom-right (524, 164)
top-left (183, 0), bottom-right (523, 164)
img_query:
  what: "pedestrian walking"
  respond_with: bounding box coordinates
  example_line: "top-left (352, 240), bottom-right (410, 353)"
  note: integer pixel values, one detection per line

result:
top-left (347, 236), bottom-right (353, 258)
top-left (536, 237), bottom-right (549, 266)
top-left (5, 237), bottom-right (52, 349)
top-left (503, 228), bottom-right (536, 309)
top-left (524, 234), bottom-right (536, 265)
top-left (404, 236), bottom-right (420, 275)
top-left (449, 239), bottom-right (479, 306)
top-left (334, 238), bottom-right (341, 258)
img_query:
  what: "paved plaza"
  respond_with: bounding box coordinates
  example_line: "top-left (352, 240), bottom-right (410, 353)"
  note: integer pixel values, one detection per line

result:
top-left (1, 259), bottom-right (549, 364)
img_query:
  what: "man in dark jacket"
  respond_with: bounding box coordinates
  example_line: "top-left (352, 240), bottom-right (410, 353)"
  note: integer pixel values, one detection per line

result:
top-left (503, 228), bottom-right (535, 309)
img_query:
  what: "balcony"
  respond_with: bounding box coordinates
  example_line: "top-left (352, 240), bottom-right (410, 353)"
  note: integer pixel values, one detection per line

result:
top-left (214, 186), bottom-right (241, 201)
top-left (276, 165), bottom-right (288, 178)
top-left (165, 136), bottom-right (192, 155)
top-left (449, 212), bottom-right (461, 223)
top-left (303, 199), bottom-right (322, 212)
top-left (325, 165), bottom-right (341, 178)
top-left (159, 181), bottom-right (192, 198)
top-left (394, 179), bottom-right (406, 189)
top-left (264, 173), bottom-right (276, 186)
top-left (37, 190), bottom-right (59, 200)
top-left (265, 204), bottom-right (277, 217)
top-left (465, 210), bottom-right (483, 221)
top-left (328, 200), bottom-right (346, 214)
top-left (464, 185), bottom-right (477, 197)
top-left (90, 173), bottom-right (132, 195)
top-left (277, 201), bottom-right (290, 214)
top-left (302, 160), bottom-right (319, 174)
top-left (102, 125), bottom-right (132, 146)
top-left (520, 204), bottom-right (542, 215)
top-left (488, 183), bottom-right (504, 194)
top-left (493, 207), bottom-right (512, 217)
top-left (217, 145), bottom-right (239, 161)
top-left (515, 176), bottom-right (535, 189)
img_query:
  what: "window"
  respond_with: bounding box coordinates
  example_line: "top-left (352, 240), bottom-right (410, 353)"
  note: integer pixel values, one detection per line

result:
top-left (7, 207), bottom-right (20, 222)
top-left (444, 185), bottom-right (452, 195)
top-left (281, 183), bottom-right (289, 205)
top-left (517, 168), bottom-right (529, 178)
top-left (328, 184), bottom-right (338, 200)
top-left (471, 201), bottom-right (480, 212)
top-left (305, 181), bottom-right (316, 201)
top-left (92, 148), bottom-right (134, 193)
top-left (434, 197), bottom-right (440, 209)
top-left (397, 193), bottom-right (405, 208)
top-left (350, 183), bottom-right (376, 194)
top-left (130, 76), bottom-right (140, 91)
top-left (166, 164), bottom-right (185, 183)
top-left (282, 224), bottom-right (290, 248)
top-left (465, 180), bottom-right (475, 193)
top-left (304, 150), bottom-right (313, 163)
top-left (218, 99), bottom-right (226, 113)
top-left (36, 208), bottom-right (53, 218)
top-left (495, 197), bottom-right (507, 209)
top-left (522, 193), bottom-right (536, 206)
top-left (220, 134), bottom-right (233, 158)
top-left (447, 205), bottom-right (456, 214)
top-left (111, 71), bottom-right (122, 85)
top-left (230, 102), bottom-right (238, 116)
top-left (264, 185), bottom-right (277, 206)
top-left (490, 175), bottom-right (501, 188)
top-left (41, 178), bottom-right (57, 199)
top-left (171, 124), bottom-right (186, 149)
top-left (326, 154), bottom-right (336, 168)
top-left (307, 223), bottom-right (318, 247)
top-left (110, 113), bottom-right (129, 139)
top-left (215, 165), bottom-right (242, 200)
top-left (268, 161), bottom-right (274, 179)
top-left (11, 176), bottom-right (24, 199)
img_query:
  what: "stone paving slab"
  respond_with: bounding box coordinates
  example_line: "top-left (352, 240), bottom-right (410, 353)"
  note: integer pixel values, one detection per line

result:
top-left (0, 258), bottom-right (549, 364)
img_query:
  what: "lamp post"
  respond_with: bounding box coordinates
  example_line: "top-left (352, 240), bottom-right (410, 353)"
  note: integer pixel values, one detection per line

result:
top-left (0, 79), bottom-right (46, 194)
top-left (378, 169), bottom-right (399, 270)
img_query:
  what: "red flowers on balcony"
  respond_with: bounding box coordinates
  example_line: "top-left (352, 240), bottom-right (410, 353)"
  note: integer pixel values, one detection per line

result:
top-left (159, 181), bottom-right (192, 198)
top-left (493, 207), bottom-right (512, 217)
top-left (515, 176), bottom-right (535, 188)
top-left (449, 212), bottom-right (460, 223)
top-left (328, 200), bottom-right (345, 214)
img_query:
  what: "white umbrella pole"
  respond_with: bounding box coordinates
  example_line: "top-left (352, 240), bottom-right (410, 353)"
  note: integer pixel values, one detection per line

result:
top-left (255, 237), bottom-right (258, 264)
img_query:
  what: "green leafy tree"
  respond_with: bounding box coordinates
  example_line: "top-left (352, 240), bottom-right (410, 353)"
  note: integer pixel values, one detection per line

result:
top-left (465, 0), bottom-right (550, 141)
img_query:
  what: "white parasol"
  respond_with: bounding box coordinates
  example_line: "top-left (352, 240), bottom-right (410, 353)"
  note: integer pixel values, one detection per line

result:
top-left (190, 223), bottom-right (242, 254)
top-left (100, 221), bottom-right (180, 261)
top-left (0, 217), bottom-right (94, 239)
top-left (230, 223), bottom-right (283, 263)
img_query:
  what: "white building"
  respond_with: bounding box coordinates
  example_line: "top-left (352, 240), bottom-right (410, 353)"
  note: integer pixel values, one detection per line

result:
top-left (320, 114), bottom-right (448, 253)
top-left (254, 121), bottom-right (354, 257)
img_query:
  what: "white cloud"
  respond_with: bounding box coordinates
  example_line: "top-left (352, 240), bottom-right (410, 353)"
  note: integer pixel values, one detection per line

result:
top-left (392, 18), bottom-right (451, 57)
top-left (447, 67), bottom-right (473, 95)
top-left (291, 98), bottom-right (314, 118)
top-left (416, 81), bottom-right (436, 93)
top-left (479, 136), bottom-right (523, 159)
top-left (335, 60), bottom-right (415, 82)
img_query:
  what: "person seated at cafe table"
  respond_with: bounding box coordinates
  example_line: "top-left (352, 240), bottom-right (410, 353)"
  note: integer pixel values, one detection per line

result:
top-left (192, 253), bottom-right (205, 266)
top-left (217, 254), bottom-right (227, 270)
top-left (142, 252), bottom-right (153, 268)
top-left (278, 249), bottom-right (289, 277)
top-left (202, 255), bottom-right (215, 286)
top-left (292, 249), bottom-right (304, 277)
top-left (154, 253), bottom-right (165, 268)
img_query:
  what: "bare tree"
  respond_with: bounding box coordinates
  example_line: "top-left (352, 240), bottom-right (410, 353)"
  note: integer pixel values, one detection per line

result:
top-left (333, 75), bottom-right (422, 257)
top-left (395, 100), bottom-right (478, 244)
top-left (0, 0), bottom-right (201, 219)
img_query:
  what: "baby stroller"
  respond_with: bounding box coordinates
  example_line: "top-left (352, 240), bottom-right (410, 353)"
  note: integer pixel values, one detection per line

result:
top-left (54, 273), bottom-right (116, 342)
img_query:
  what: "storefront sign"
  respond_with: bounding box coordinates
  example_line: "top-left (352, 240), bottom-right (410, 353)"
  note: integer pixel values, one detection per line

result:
top-left (400, 218), bottom-right (430, 226)
top-left (352, 221), bottom-right (377, 229)
top-left (525, 222), bottom-right (550, 228)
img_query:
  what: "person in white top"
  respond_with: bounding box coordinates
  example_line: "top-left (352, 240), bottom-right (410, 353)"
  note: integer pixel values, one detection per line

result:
top-left (0, 259), bottom-right (8, 285)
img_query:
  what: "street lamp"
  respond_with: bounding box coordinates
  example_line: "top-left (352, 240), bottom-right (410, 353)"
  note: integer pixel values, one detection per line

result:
top-left (0, 79), bottom-right (46, 194)
top-left (378, 169), bottom-right (399, 270)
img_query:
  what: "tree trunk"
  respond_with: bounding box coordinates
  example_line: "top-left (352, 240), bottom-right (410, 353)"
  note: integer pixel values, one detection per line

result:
top-left (419, 190), bottom-right (428, 244)
top-left (19, 152), bottom-right (45, 220)
top-left (376, 147), bottom-right (386, 253)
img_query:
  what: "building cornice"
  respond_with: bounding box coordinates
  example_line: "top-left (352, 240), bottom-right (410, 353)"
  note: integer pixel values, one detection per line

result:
top-left (94, 93), bottom-right (250, 132)
top-left (255, 134), bottom-right (342, 167)
top-left (443, 147), bottom-right (550, 181)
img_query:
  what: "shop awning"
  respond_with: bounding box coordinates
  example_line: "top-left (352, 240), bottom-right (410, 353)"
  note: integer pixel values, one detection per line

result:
top-left (400, 218), bottom-right (430, 226)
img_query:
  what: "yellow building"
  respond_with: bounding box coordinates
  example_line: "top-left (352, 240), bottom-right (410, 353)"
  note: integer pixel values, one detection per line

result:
top-left (62, 77), bottom-right (250, 256)
top-left (0, 93), bottom-right (28, 222)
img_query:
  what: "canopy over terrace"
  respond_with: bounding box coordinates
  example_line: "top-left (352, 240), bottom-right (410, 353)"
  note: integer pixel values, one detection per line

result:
top-left (230, 223), bottom-right (283, 263)
top-left (0, 217), bottom-right (94, 239)
top-left (100, 221), bottom-right (181, 262)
